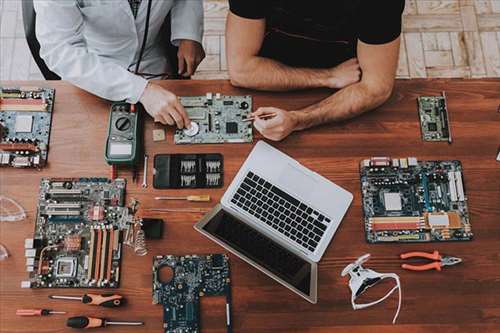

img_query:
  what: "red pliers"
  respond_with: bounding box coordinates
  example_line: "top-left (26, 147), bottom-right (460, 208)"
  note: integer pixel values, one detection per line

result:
top-left (400, 250), bottom-right (462, 271)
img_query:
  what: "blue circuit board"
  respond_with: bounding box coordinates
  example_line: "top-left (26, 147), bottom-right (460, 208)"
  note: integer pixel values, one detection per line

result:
top-left (153, 254), bottom-right (232, 333)
top-left (360, 157), bottom-right (472, 243)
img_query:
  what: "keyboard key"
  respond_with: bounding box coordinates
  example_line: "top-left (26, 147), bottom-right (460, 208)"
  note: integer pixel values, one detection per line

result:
top-left (270, 186), bottom-right (300, 206)
top-left (314, 235), bottom-right (321, 242)
top-left (324, 217), bottom-right (331, 224)
top-left (299, 203), bottom-right (307, 211)
top-left (306, 208), bottom-right (313, 214)
top-left (313, 220), bottom-right (327, 231)
top-left (313, 227), bottom-right (324, 236)
top-left (263, 181), bottom-right (271, 189)
top-left (241, 182), bottom-right (251, 191)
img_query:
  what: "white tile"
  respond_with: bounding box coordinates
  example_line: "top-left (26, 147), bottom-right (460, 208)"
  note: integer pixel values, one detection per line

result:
top-left (480, 31), bottom-right (500, 76)
top-left (405, 33), bottom-right (427, 77)
top-left (436, 32), bottom-right (452, 50)
top-left (220, 36), bottom-right (227, 71)
top-left (450, 32), bottom-right (468, 66)
top-left (202, 35), bottom-right (220, 55)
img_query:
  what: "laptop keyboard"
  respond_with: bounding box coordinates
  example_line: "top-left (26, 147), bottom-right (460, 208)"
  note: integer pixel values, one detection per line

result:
top-left (230, 171), bottom-right (331, 252)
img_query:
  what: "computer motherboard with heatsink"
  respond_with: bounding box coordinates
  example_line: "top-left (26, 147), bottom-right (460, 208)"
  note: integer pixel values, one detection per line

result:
top-left (22, 177), bottom-right (133, 289)
top-left (0, 87), bottom-right (55, 168)
top-left (360, 157), bottom-right (472, 243)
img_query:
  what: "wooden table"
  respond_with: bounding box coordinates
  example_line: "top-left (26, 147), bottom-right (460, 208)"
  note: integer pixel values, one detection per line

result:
top-left (1, 79), bottom-right (499, 333)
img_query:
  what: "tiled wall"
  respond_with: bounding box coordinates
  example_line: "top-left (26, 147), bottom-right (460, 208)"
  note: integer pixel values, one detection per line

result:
top-left (1, 0), bottom-right (499, 81)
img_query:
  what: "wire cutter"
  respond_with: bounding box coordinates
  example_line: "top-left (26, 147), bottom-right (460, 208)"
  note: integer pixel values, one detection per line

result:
top-left (400, 250), bottom-right (462, 271)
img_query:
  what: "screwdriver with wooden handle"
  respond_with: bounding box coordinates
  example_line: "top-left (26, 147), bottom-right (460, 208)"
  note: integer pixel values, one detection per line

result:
top-left (49, 293), bottom-right (125, 307)
top-left (66, 316), bottom-right (144, 329)
top-left (16, 309), bottom-right (66, 316)
top-left (154, 195), bottom-right (211, 202)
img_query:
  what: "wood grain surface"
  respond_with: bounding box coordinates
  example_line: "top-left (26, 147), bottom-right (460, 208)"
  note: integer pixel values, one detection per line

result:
top-left (0, 79), bottom-right (499, 333)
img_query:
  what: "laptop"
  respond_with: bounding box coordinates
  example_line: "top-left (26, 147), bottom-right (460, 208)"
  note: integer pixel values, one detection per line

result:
top-left (194, 141), bottom-right (353, 303)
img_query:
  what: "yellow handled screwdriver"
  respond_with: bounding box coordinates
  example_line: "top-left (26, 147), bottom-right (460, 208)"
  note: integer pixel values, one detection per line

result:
top-left (66, 316), bottom-right (143, 329)
top-left (49, 293), bottom-right (125, 308)
top-left (154, 195), bottom-right (211, 202)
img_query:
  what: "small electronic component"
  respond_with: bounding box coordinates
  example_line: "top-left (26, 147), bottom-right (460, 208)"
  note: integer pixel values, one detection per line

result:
top-left (153, 254), bottom-right (232, 333)
top-left (153, 128), bottom-right (166, 142)
top-left (417, 92), bottom-right (452, 143)
top-left (22, 178), bottom-right (132, 288)
top-left (174, 93), bottom-right (252, 144)
top-left (0, 87), bottom-right (55, 168)
top-left (153, 153), bottom-right (223, 189)
top-left (360, 157), bottom-right (472, 243)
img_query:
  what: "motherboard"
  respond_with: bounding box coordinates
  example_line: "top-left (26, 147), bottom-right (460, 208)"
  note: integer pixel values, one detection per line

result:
top-left (153, 254), bottom-right (232, 333)
top-left (360, 157), bottom-right (472, 243)
top-left (22, 178), bottom-right (133, 288)
top-left (0, 87), bottom-right (55, 167)
top-left (417, 92), bottom-right (452, 143)
top-left (175, 93), bottom-right (252, 144)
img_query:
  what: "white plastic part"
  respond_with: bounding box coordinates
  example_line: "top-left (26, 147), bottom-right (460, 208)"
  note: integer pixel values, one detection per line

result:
top-left (0, 243), bottom-right (8, 261)
top-left (0, 196), bottom-right (26, 222)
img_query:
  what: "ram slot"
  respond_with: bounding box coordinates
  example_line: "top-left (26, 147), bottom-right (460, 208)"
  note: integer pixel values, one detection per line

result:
top-left (48, 189), bottom-right (82, 195)
top-left (448, 171), bottom-right (458, 201)
top-left (0, 143), bottom-right (38, 152)
top-left (99, 229), bottom-right (109, 283)
top-left (454, 171), bottom-right (465, 201)
top-left (94, 229), bottom-right (102, 281)
top-left (369, 217), bottom-right (423, 231)
top-left (87, 228), bottom-right (96, 281)
top-left (107, 228), bottom-right (115, 281)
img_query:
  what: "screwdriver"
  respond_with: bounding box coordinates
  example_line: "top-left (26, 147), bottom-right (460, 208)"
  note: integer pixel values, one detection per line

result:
top-left (154, 195), bottom-right (211, 202)
top-left (67, 316), bottom-right (144, 329)
top-left (16, 309), bottom-right (66, 316)
top-left (49, 293), bottom-right (125, 308)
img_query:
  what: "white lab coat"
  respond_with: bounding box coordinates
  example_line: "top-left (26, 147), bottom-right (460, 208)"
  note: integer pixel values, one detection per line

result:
top-left (34, 0), bottom-right (203, 103)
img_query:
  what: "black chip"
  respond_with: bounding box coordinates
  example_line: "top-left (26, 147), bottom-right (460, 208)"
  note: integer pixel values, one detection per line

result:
top-left (141, 218), bottom-right (164, 239)
top-left (427, 123), bottom-right (438, 131)
top-left (226, 122), bottom-right (238, 134)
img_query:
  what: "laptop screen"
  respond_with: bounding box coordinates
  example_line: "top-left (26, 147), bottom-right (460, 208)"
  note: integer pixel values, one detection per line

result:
top-left (201, 208), bottom-right (312, 295)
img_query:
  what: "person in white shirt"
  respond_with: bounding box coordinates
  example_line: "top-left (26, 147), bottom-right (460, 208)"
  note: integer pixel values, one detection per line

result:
top-left (34, 0), bottom-right (205, 129)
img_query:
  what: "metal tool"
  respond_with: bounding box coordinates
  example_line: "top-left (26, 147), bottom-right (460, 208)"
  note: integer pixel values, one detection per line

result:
top-left (142, 154), bottom-right (148, 188)
top-left (154, 195), bottom-right (211, 202)
top-left (243, 113), bottom-right (277, 122)
top-left (49, 293), bottom-right (125, 307)
top-left (16, 309), bottom-right (66, 316)
top-left (66, 316), bottom-right (144, 329)
top-left (145, 208), bottom-right (210, 213)
top-left (400, 250), bottom-right (462, 271)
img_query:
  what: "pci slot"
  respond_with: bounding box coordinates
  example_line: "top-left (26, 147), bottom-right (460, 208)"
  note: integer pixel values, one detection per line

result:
top-left (0, 143), bottom-right (38, 152)
top-left (45, 210), bottom-right (80, 216)
top-left (46, 203), bottom-right (81, 209)
top-left (454, 171), bottom-right (465, 201)
top-left (448, 171), bottom-right (458, 201)
top-left (107, 228), bottom-right (115, 281)
top-left (99, 229), bottom-right (109, 283)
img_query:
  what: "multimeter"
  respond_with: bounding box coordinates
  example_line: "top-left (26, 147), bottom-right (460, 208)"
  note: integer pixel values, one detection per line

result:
top-left (104, 102), bottom-right (143, 166)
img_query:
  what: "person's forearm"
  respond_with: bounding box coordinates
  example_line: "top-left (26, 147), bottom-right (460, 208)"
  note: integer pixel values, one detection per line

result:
top-left (291, 81), bottom-right (393, 130)
top-left (230, 56), bottom-right (330, 91)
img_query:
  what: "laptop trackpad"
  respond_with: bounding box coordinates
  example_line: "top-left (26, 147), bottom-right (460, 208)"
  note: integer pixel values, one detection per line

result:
top-left (279, 164), bottom-right (316, 200)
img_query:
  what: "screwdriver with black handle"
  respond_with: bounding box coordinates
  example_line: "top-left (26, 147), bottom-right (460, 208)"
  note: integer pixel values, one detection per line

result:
top-left (67, 316), bottom-right (144, 329)
top-left (49, 293), bottom-right (125, 308)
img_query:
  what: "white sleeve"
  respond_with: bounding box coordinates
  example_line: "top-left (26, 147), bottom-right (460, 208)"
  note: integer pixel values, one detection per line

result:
top-left (170, 0), bottom-right (204, 46)
top-left (33, 0), bottom-right (147, 103)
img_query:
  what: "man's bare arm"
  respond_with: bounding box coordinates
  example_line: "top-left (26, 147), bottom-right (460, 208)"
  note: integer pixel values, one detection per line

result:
top-left (226, 12), bottom-right (360, 91)
top-left (292, 37), bottom-right (401, 129)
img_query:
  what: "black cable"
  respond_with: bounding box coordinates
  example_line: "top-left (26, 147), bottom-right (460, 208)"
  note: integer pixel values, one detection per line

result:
top-left (134, 0), bottom-right (153, 75)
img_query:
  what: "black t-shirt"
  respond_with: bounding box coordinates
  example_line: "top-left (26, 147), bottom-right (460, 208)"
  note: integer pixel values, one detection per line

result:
top-left (229, 0), bottom-right (405, 68)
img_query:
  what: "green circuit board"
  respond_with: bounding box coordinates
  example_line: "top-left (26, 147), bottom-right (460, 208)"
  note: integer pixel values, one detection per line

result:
top-left (153, 254), bottom-right (232, 333)
top-left (175, 93), bottom-right (252, 144)
top-left (417, 92), bottom-right (452, 143)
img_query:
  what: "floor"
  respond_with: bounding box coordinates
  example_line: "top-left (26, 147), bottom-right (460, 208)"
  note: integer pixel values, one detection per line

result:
top-left (1, 0), bottom-right (499, 81)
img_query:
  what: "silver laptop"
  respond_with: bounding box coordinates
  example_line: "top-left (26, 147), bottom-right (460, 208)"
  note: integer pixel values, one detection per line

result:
top-left (195, 141), bottom-right (352, 303)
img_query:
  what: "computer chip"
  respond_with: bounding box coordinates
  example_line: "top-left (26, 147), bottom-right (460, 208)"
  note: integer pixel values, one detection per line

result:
top-left (15, 115), bottom-right (33, 133)
top-left (427, 122), bottom-right (437, 131)
top-left (226, 122), bottom-right (238, 134)
top-left (384, 192), bottom-right (402, 211)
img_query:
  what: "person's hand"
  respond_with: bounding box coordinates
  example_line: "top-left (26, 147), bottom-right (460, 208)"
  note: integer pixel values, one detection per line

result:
top-left (252, 107), bottom-right (299, 141)
top-left (177, 40), bottom-right (205, 77)
top-left (322, 58), bottom-right (361, 89)
top-left (139, 82), bottom-right (191, 128)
